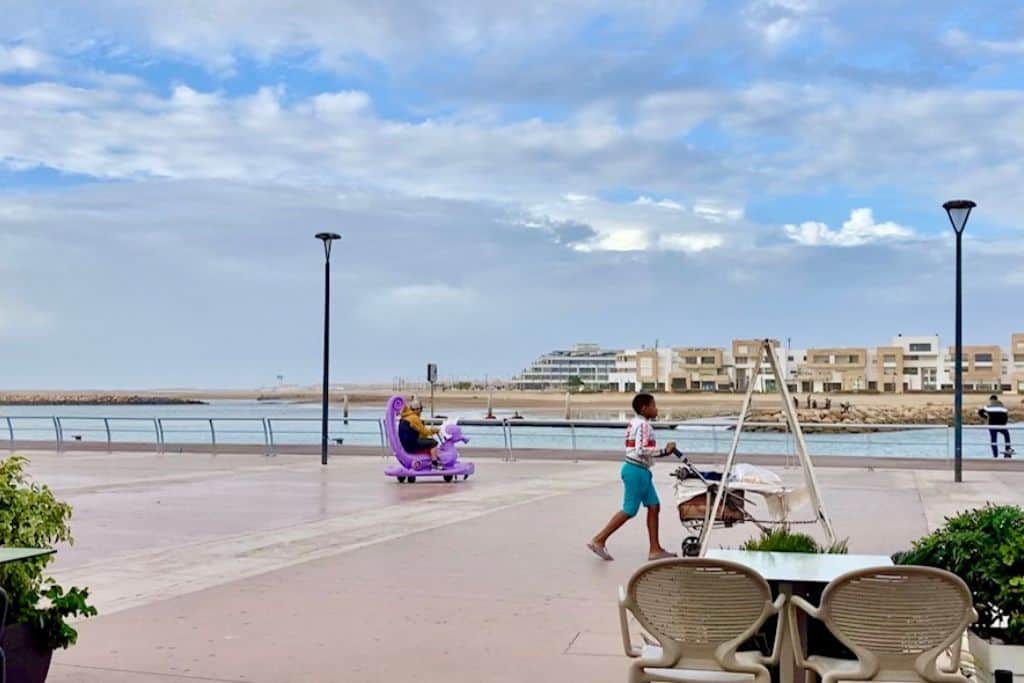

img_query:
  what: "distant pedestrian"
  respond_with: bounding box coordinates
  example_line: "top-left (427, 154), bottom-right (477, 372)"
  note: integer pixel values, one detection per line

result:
top-left (793, 396), bottom-right (799, 409)
top-left (812, 399), bottom-right (818, 409)
top-left (587, 393), bottom-right (677, 562)
top-left (840, 402), bottom-right (851, 415)
top-left (806, 394), bottom-right (812, 409)
top-left (979, 395), bottom-right (1015, 459)
top-left (825, 397), bottom-right (832, 410)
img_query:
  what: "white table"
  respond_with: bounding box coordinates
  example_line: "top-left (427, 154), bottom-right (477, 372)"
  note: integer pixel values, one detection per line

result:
top-left (706, 550), bottom-right (893, 683)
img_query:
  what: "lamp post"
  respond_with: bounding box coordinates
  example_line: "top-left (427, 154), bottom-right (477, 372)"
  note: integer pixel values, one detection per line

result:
top-left (315, 232), bottom-right (341, 466)
top-left (943, 200), bottom-right (975, 483)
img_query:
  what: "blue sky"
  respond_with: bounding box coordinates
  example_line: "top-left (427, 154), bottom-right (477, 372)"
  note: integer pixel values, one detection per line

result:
top-left (1, 1), bottom-right (1023, 388)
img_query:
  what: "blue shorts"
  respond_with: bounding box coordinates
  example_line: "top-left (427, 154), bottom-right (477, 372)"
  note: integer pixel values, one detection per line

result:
top-left (621, 461), bottom-right (660, 516)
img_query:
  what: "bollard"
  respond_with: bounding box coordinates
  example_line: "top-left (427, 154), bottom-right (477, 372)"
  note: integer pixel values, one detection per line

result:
top-left (343, 394), bottom-right (350, 426)
top-left (486, 388), bottom-right (495, 419)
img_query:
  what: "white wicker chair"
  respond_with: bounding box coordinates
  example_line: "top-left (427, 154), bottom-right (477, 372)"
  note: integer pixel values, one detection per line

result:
top-left (618, 558), bottom-right (786, 683)
top-left (787, 566), bottom-right (977, 683)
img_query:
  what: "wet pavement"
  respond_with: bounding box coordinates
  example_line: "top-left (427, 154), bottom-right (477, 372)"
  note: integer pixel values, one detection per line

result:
top-left (12, 449), bottom-right (1021, 682)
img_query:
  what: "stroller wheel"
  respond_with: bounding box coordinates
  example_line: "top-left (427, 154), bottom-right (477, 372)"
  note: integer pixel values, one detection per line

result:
top-left (397, 476), bottom-right (407, 484)
top-left (407, 476), bottom-right (416, 484)
top-left (681, 536), bottom-right (701, 557)
top-left (443, 474), bottom-right (454, 483)
top-left (463, 474), bottom-right (469, 480)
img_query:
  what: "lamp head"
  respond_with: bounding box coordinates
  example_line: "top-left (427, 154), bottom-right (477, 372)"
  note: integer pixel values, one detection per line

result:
top-left (315, 232), bottom-right (342, 259)
top-left (942, 200), bottom-right (975, 235)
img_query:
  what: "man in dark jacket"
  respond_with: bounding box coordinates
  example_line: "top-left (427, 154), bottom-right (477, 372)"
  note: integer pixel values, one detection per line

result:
top-left (979, 395), bottom-right (1015, 458)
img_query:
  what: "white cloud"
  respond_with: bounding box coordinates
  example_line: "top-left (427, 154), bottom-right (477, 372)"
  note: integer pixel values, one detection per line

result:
top-left (658, 233), bottom-right (725, 252)
top-left (573, 229), bottom-right (650, 252)
top-left (943, 29), bottom-right (1024, 56)
top-left (693, 201), bottom-right (744, 223)
top-left (744, 0), bottom-right (822, 48)
top-left (635, 196), bottom-right (684, 210)
top-left (533, 195), bottom-right (732, 253)
top-left (0, 44), bottom-right (51, 73)
top-left (1, 2), bottom-right (697, 72)
top-left (784, 208), bottom-right (914, 247)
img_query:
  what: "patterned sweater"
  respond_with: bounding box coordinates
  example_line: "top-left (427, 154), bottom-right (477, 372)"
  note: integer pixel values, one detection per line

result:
top-left (624, 416), bottom-right (660, 468)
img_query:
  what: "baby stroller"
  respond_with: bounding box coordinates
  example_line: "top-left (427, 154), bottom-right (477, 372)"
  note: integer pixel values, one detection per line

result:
top-left (671, 461), bottom-right (767, 557)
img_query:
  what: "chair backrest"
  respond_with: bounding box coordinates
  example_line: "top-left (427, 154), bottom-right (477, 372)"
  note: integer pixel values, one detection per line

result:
top-left (626, 558), bottom-right (773, 660)
top-left (820, 566), bottom-right (974, 672)
top-left (383, 395), bottom-right (414, 468)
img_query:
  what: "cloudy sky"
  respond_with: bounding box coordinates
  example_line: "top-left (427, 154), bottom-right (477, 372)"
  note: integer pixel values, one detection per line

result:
top-left (1, 1), bottom-right (1022, 388)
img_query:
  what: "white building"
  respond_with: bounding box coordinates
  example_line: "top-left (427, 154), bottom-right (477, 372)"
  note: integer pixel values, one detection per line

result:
top-left (514, 343), bottom-right (620, 390)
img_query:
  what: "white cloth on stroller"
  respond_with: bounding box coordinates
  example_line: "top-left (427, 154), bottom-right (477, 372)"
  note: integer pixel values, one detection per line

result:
top-left (672, 463), bottom-right (808, 524)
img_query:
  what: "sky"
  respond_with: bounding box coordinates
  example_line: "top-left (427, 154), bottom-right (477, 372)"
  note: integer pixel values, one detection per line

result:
top-left (1, 1), bottom-right (1023, 388)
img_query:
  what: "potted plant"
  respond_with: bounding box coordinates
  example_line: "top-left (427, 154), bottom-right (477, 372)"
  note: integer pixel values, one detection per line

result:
top-left (895, 504), bottom-right (1024, 683)
top-left (0, 455), bottom-right (97, 683)
top-left (742, 528), bottom-right (849, 554)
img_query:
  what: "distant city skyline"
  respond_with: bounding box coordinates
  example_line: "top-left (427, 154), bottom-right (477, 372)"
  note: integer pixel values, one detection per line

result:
top-left (2, 3), bottom-right (1023, 389)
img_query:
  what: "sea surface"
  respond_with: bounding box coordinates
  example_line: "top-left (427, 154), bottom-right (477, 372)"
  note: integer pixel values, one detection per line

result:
top-left (0, 400), bottom-right (1018, 460)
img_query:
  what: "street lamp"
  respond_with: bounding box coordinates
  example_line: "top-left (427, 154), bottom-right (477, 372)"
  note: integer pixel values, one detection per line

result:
top-left (315, 232), bottom-right (341, 466)
top-left (943, 200), bottom-right (975, 483)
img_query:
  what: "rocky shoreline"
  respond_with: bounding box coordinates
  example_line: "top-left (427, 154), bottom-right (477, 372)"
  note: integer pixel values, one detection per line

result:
top-left (747, 402), bottom-right (1024, 432)
top-left (0, 394), bottom-right (207, 406)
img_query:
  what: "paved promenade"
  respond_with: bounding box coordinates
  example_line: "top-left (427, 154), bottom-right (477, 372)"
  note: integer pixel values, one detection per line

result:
top-left (15, 450), bottom-right (1024, 682)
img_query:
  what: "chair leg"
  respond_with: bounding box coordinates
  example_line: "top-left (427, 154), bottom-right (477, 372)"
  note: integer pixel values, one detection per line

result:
top-left (803, 668), bottom-right (816, 683)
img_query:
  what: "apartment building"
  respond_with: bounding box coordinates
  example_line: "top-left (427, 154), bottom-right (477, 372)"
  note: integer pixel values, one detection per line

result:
top-left (522, 332), bottom-right (1024, 394)
top-left (945, 345), bottom-right (1003, 392)
top-left (732, 339), bottom-right (785, 392)
top-left (870, 335), bottom-right (942, 393)
top-left (670, 347), bottom-right (732, 392)
top-left (796, 347), bottom-right (869, 393)
top-left (1012, 333), bottom-right (1024, 394)
top-left (514, 343), bottom-right (620, 390)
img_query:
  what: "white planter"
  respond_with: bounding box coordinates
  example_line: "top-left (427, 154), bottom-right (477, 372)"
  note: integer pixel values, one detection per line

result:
top-left (969, 631), bottom-right (1024, 683)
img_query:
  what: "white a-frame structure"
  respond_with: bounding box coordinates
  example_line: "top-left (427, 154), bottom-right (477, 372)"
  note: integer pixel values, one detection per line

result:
top-left (699, 339), bottom-right (836, 555)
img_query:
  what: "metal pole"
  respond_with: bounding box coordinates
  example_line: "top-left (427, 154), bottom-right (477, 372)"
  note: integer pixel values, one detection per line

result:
top-left (954, 231), bottom-right (963, 483)
top-left (321, 255), bottom-right (331, 466)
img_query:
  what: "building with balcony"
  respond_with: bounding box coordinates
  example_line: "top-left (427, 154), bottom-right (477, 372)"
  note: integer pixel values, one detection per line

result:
top-left (513, 343), bottom-right (620, 390)
top-left (731, 339), bottom-right (785, 392)
top-left (669, 347), bottom-right (731, 392)
top-left (1011, 333), bottom-right (1024, 394)
top-left (871, 335), bottom-right (942, 393)
top-left (796, 347), bottom-right (869, 393)
top-left (944, 345), bottom-right (1003, 392)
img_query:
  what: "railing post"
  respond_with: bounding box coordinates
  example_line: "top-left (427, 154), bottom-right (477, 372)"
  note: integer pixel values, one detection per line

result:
top-left (711, 425), bottom-right (719, 453)
top-left (506, 420), bottom-right (516, 462)
top-left (157, 418), bottom-right (166, 453)
top-left (154, 418), bottom-right (163, 454)
top-left (54, 417), bottom-right (63, 454)
top-left (570, 423), bottom-right (577, 452)
top-left (262, 418), bottom-right (271, 456)
top-left (6, 416), bottom-right (14, 452)
top-left (209, 418), bottom-right (217, 454)
top-left (104, 418), bottom-right (112, 453)
top-left (266, 418), bottom-right (277, 457)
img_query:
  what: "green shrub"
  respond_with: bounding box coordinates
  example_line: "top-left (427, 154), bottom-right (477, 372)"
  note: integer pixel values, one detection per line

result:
top-left (895, 504), bottom-right (1024, 645)
top-left (0, 455), bottom-right (97, 650)
top-left (742, 529), bottom-right (849, 554)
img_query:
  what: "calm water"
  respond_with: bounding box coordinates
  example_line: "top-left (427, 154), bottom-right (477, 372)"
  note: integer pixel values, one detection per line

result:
top-left (0, 400), bottom-right (1018, 460)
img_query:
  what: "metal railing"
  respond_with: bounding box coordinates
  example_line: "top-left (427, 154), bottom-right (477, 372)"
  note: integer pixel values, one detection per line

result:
top-left (0, 414), bottom-right (1021, 461)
